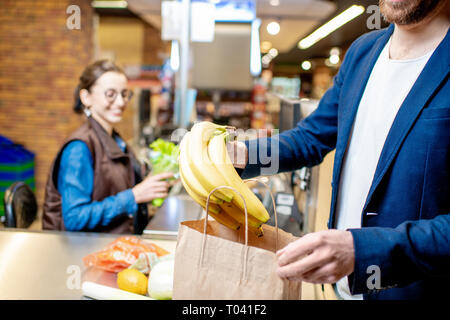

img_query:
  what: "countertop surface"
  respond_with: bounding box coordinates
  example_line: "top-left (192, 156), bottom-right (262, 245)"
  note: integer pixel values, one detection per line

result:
top-left (0, 229), bottom-right (177, 300)
top-left (145, 194), bottom-right (203, 233)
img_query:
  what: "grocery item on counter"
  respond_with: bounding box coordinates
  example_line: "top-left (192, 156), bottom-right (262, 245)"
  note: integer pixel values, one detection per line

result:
top-left (82, 281), bottom-right (154, 300)
top-left (129, 252), bottom-right (158, 275)
top-left (147, 255), bottom-right (175, 300)
top-left (83, 236), bottom-right (169, 273)
top-left (129, 251), bottom-right (174, 275)
top-left (117, 268), bottom-right (148, 295)
top-left (119, 253), bottom-right (175, 299)
top-left (178, 121), bottom-right (270, 235)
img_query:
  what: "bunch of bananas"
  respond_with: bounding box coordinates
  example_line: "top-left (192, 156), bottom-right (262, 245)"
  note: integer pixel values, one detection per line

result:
top-left (178, 121), bottom-right (270, 236)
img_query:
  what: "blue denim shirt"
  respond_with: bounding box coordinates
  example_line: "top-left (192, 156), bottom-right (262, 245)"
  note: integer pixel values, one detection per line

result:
top-left (57, 136), bottom-right (138, 231)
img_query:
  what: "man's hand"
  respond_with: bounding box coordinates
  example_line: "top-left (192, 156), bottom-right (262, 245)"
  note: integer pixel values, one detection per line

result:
top-left (276, 230), bottom-right (355, 284)
top-left (226, 140), bottom-right (248, 169)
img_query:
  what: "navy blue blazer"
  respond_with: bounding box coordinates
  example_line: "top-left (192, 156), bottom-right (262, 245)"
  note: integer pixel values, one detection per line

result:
top-left (242, 24), bottom-right (450, 300)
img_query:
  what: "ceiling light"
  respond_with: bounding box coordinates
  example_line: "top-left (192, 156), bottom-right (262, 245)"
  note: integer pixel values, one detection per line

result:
top-left (301, 60), bottom-right (312, 71)
top-left (268, 48), bottom-right (278, 58)
top-left (270, 0), bottom-right (280, 6)
top-left (329, 54), bottom-right (340, 65)
top-left (250, 19), bottom-right (262, 77)
top-left (262, 54), bottom-right (272, 66)
top-left (267, 21), bottom-right (280, 36)
top-left (330, 47), bottom-right (341, 56)
top-left (262, 55), bottom-right (272, 63)
top-left (298, 5), bottom-right (364, 49)
top-left (91, 1), bottom-right (128, 9)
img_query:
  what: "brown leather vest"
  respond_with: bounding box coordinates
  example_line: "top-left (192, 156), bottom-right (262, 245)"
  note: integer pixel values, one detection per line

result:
top-left (42, 117), bottom-right (148, 234)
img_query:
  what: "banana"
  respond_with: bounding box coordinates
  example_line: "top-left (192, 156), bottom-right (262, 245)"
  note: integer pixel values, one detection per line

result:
top-left (218, 201), bottom-right (263, 228)
top-left (179, 132), bottom-right (222, 204)
top-left (187, 122), bottom-right (234, 202)
top-left (207, 210), bottom-right (241, 231)
top-left (219, 202), bottom-right (265, 237)
top-left (180, 164), bottom-right (240, 230)
top-left (179, 168), bottom-right (221, 214)
top-left (207, 133), bottom-right (270, 223)
top-left (178, 121), bottom-right (268, 233)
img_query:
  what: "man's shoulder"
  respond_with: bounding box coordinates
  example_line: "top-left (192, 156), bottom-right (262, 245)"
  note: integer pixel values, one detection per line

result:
top-left (344, 25), bottom-right (393, 62)
top-left (354, 25), bottom-right (392, 45)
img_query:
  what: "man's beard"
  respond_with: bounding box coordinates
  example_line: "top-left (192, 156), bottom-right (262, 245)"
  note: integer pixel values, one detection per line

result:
top-left (379, 0), bottom-right (441, 25)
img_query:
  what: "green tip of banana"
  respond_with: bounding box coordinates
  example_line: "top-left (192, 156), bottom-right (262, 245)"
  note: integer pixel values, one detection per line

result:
top-left (213, 126), bottom-right (229, 135)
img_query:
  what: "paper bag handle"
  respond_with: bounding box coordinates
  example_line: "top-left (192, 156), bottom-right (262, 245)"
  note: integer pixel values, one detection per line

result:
top-left (243, 179), bottom-right (279, 252)
top-left (201, 186), bottom-right (250, 274)
top-left (201, 181), bottom-right (279, 280)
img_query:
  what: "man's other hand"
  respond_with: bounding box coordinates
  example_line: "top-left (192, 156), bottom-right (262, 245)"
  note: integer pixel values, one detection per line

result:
top-left (276, 230), bottom-right (355, 284)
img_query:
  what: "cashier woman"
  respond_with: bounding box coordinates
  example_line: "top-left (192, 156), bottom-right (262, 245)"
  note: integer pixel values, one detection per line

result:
top-left (230, 0), bottom-right (449, 300)
top-left (42, 60), bottom-right (173, 234)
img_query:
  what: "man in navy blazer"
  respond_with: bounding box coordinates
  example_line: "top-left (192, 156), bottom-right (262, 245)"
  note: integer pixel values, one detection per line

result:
top-left (230, 0), bottom-right (449, 299)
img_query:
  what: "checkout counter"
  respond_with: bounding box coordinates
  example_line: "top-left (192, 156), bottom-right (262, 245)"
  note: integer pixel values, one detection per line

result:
top-left (0, 229), bottom-right (176, 299)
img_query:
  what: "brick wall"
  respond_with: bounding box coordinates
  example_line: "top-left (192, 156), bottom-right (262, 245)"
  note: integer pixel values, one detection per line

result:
top-left (0, 0), bottom-right (94, 212)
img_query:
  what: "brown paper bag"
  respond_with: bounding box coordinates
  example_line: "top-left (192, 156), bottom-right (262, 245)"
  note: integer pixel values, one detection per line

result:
top-left (173, 218), bottom-right (301, 300)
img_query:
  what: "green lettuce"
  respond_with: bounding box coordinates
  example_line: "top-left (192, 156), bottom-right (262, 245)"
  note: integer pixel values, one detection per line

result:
top-left (149, 139), bottom-right (179, 207)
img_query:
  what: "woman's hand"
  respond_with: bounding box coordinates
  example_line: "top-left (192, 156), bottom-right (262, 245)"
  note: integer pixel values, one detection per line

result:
top-left (132, 172), bottom-right (174, 204)
top-left (226, 140), bottom-right (248, 169)
top-left (276, 230), bottom-right (355, 284)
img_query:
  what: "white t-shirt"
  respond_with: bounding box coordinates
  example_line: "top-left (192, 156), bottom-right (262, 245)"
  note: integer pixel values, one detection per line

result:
top-left (334, 37), bottom-right (434, 300)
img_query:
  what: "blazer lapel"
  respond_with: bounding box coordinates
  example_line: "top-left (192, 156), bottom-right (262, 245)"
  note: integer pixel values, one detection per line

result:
top-left (362, 28), bottom-right (450, 214)
top-left (328, 25), bottom-right (394, 228)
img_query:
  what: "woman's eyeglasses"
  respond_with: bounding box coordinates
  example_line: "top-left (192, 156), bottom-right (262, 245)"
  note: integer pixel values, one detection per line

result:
top-left (104, 89), bottom-right (133, 103)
